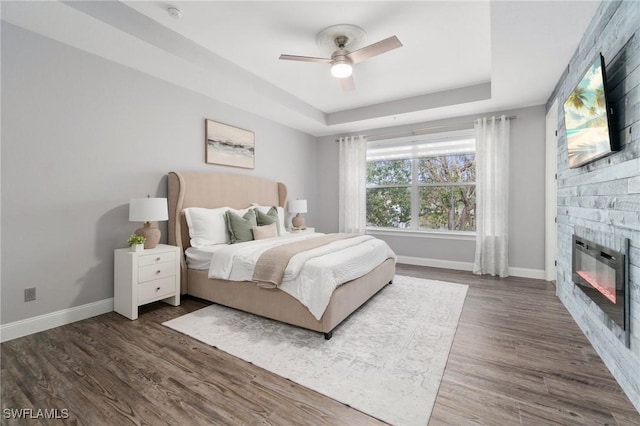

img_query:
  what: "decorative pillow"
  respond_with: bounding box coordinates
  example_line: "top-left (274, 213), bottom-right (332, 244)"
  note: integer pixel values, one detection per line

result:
top-left (183, 207), bottom-right (230, 247)
top-left (225, 209), bottom-right (257, 244)
top-left (252, 223), bottom-right (278, 240)
top-left (251, 204), bottom-right (288, 235)
top-left (255, 207), bottom-right (279, 229)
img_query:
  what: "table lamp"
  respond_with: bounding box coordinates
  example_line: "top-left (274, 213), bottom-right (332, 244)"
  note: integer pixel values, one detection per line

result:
top-left (288, 199), bottom-right (308, 229)
top-left (129, 197), bottom-right (169, 249)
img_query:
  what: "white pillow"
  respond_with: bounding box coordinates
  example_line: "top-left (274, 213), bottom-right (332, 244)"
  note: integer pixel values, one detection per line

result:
top-left (183, 207), bottom-right (230, 247)
top-left (251, 203), bottom-right (288, 235)
top-left (232, 207), bottom-right (251, 216)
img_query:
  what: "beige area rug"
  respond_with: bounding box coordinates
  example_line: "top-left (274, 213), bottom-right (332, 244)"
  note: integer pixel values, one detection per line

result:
top-left (163, 275), bottom-right (468, 426)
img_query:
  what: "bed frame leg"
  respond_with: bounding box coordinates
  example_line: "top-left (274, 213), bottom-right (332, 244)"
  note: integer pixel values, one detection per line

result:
top-left (388, 279), bottom-right (393, 284)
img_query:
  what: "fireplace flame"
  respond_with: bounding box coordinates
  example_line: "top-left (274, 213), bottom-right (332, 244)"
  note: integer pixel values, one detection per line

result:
top-left (576, 270), bottom-right (616, 303)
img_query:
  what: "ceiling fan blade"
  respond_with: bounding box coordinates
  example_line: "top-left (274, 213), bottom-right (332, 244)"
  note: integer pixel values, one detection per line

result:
top-left (341, 75), bottom-right (356, 92)
top-left (279, 54), bottom-right (332, 63)
top-left (346, 36), bottom-right (402, 64)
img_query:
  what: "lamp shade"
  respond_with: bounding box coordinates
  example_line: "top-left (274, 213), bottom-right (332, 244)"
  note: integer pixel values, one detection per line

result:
top-left (331, 62), bottom-right (352, 78)
top-left (129, 198), bottom-right (168, 222)
top-left (288, 199), bottom-right (308, 214)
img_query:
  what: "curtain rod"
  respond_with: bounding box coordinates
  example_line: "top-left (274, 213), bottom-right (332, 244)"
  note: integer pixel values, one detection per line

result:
top-left (336, 115), bottom-right (517, 142)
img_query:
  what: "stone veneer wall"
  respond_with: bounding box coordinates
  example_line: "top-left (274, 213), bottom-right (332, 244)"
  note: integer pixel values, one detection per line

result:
top-left (547, 0), bottom-right (640, 412)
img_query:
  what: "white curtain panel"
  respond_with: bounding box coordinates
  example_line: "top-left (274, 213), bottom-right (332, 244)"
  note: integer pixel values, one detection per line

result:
top-left (338, 135), bottom-right (367, 234)
top-left (473, 116), bottom-right (510, 277)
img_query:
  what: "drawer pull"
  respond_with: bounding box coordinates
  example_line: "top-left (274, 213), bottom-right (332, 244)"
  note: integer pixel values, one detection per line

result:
top-left (156, 270), bottom-right (161, 274)
top-left (156, 287), bottom-right (161, 292)
top-left (155, 257), bottom-right (161, 261)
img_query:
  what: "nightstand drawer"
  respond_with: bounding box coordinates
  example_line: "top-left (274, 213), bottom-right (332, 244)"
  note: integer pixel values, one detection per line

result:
top-left (138, 262), bottom-right (176, 283)
top-left (138, 251), bottom-right (175, 267)
top-left (138, 276), bottom-right (176, 304)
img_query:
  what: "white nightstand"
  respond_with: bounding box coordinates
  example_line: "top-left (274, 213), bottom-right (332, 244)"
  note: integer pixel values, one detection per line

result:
top-left (288, 227), bottom-right (315, 234)
top-left (114, 244), bottom-right (180, 320)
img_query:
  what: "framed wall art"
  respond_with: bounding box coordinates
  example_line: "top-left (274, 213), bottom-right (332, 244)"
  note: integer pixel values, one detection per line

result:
top-left (205, 119), bottom-right (255, 169)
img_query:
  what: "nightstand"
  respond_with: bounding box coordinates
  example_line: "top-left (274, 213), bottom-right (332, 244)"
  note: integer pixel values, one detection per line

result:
top-left (288, 227), bottom-right (315, 234)
top-left (114, 244), bottom-right (180, 320)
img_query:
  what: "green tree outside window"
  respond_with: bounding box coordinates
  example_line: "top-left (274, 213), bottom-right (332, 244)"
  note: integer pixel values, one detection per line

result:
top-left (366, 153), bottom-right (476, 231)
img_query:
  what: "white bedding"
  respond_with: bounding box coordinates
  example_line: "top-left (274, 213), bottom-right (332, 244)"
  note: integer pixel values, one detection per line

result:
top-left (192, 233), bottom-right (396, 320)
top-left (185, 245), bottom-right (227, 270)
top-left (185, 233), bottom-right (307, 270)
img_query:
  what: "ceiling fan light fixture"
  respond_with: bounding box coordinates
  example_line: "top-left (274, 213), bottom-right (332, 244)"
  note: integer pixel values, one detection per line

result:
top-left (331, 62), bottom-right (352, 79)
top-left (280, 25), bottom-right (401, 90)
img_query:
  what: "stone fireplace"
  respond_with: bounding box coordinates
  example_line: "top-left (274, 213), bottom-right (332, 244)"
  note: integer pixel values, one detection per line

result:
top-left (572, 235), bottom-right (630, 347)
top-left (549, 0), bottom-right (639, 411)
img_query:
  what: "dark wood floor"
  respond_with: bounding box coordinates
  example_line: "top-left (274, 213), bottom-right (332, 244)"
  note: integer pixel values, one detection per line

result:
top-left (2, 265), bottom-right (639, 425)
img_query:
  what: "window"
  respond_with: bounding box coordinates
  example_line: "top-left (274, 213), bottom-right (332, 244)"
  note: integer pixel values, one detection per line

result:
top-left (366, 130), bottom-right (476, 232)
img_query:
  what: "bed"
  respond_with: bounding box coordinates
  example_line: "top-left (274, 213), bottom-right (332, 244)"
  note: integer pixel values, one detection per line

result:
top-left (167, 171), bottom-right (396, 339)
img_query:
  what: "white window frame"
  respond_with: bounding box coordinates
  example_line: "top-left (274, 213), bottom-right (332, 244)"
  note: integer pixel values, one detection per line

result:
top-left (365, 129), bottom-right (476, 238)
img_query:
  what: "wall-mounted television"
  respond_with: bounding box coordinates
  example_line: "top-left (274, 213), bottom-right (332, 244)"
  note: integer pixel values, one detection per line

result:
top-left (564, 53), bottom-right (619, 169)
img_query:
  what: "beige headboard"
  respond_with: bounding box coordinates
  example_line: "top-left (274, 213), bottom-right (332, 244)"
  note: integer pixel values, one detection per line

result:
top-left (167, 171), bottom-right (288, 293)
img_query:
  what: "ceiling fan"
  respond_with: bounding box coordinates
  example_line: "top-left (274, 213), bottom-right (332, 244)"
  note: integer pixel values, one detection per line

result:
top-left (279, 24), bottom-right (402, 91)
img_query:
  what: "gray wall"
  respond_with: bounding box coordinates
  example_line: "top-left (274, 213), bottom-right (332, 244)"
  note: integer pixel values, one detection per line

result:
top-left (547, 0), bottom-right (640, 411)
top-left (1, 23), bottom-right (318, 324)
top-left (316, 105), bottom-right (547, 271)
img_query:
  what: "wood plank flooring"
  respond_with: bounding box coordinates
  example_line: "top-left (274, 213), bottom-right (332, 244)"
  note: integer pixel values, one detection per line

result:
top-left (2, 264), bottom-right (639, 425)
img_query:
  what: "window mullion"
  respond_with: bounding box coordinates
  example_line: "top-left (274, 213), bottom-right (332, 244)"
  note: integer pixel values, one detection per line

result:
top-left (411, 158), bottom-right (419, 230)
top-left (367, 184), bottom-right (411, 189)
top-left (417, 182), bottom-right (475, 187)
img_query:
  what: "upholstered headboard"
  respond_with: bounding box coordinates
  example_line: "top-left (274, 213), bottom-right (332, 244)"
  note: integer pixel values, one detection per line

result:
top-left (167, 171), bottom-right (287, 293)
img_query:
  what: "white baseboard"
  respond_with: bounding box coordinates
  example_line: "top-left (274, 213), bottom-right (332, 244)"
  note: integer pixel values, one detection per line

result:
top-left (508, 267), bottom-right (547, 280)
top-left (397, 256), bottom-right (547, 280)
top-left (397, 256), bottom-right (474, 272)
top-left (0, 298), bottom-right (114, 343)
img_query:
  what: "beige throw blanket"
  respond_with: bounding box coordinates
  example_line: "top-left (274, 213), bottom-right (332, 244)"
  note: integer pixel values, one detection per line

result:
top-left (252, 233), bottom-right (357, 288)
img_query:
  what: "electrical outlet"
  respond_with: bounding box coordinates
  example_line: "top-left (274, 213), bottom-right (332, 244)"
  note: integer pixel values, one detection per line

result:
top-left (24, 287), bottom-right (36, 302)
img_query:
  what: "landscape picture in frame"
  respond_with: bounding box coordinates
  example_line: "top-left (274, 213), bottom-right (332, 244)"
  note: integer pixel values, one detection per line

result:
top-left (205, 119), bottom-right (255, 169)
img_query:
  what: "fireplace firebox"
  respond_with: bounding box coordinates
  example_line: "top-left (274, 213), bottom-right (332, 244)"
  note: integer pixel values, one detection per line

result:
top-left (572, 235), bottom-right (630, 346)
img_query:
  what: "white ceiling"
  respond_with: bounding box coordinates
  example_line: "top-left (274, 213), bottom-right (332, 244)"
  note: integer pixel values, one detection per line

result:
top-left (126, 1), bottom-right (492, 113)
top-left (2, 1), bottom-right (601, 136)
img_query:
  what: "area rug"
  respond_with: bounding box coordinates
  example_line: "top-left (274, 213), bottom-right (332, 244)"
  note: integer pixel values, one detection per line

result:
top-left (163, 275), bottom-right (468, 425)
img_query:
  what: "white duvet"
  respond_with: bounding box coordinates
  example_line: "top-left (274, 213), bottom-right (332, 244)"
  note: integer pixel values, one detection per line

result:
top-left (206, 233), bottom-right (396, 320)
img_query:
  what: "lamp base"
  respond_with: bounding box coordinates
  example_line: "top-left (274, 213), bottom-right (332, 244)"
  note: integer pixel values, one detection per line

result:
top-left (292, 214), bottom-right (305, 229)
top-left (136, 222), bottom-right (161, 249)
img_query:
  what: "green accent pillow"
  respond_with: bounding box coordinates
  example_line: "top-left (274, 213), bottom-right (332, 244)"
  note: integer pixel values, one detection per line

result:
top-left (254, 207), bottom-right (280, 234)
top-left (225, 209), bottom-right (257, 244)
